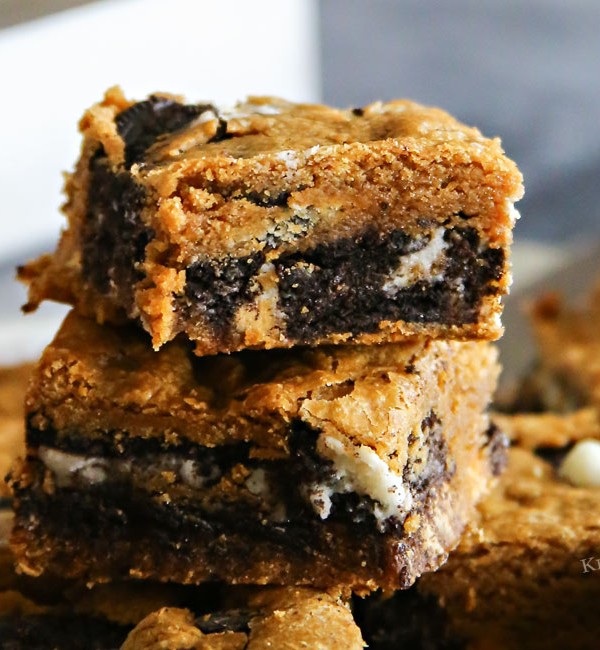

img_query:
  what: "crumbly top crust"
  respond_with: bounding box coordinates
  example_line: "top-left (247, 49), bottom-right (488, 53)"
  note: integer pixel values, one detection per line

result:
top-left (495, 408), bottom-right (600, 450)
top-left (85, 87), bottom-right (519, 178)
top-left (27, 312), bottom-right (497, 467)
top-left (77, 87), bottom-right (523, 257)
top-left (470, 446), bottom-right (600, 547)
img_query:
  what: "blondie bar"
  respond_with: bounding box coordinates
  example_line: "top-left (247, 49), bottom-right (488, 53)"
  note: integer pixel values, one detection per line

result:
top-left (10, 312), bottom-right (501, 593)
top-left (20, 87), bottom-right (523, 355)
top-left (358, 410), bottom-right (600, 649)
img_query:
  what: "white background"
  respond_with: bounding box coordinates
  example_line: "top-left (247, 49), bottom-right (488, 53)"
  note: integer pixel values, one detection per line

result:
top-left (0, 0), bottom-right (319, 258)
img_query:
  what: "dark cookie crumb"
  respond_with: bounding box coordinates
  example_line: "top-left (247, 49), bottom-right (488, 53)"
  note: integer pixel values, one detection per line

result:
top-left (23, 411), bottom-right (452, 544)
top-left (82, 157), bottom-right (151, 309)
top-left (116, 96), bottom-right (213, 167)
top-left (277, 226), bottom-right (503, 342)
top-left (184, 252), bottom-right (265, 333)
top-left (195, 608), bottom-right (255, 634)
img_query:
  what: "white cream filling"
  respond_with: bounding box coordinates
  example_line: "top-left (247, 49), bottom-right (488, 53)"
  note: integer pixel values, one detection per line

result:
top-left (308, 436), bottom-right (414, 531)
top-left (39, 447), bottom-right (112, 488)
top-left (382, 228), bottom-right (448, 294)
top-left (39, 438), bottom-right (414, 530)
top-left (245, 468), bottom-right (287, 523)
top-left (38, 447), bottom-right (217, 490)
top-left (275, 149), bottom-right (300, 170)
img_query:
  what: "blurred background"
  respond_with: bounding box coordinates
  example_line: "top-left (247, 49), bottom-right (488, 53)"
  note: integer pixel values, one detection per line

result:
top-left (1, 0), bottom-right (599, 366)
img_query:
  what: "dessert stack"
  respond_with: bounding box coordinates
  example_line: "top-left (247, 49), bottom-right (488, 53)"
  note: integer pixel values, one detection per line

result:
top-left (8, 88), bottom-right (522, 643)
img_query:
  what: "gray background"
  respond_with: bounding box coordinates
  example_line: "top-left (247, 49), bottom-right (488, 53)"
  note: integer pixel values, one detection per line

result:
top-left (320, 0), bottom-right (600, 243)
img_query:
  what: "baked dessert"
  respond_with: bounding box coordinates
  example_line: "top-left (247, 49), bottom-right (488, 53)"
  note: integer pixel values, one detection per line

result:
top-left (10, 311), bottom-right (502, 593)
top-left (519, 286), bottom-right (600, 411)
top-left (357, 410), bottom-right (600, 649)
top-left (121, 587), bottom-right (364, 650)
top-left (0, 364), bottom-right (32, 497)
top-left (19, 87), bottom-right (523, 355)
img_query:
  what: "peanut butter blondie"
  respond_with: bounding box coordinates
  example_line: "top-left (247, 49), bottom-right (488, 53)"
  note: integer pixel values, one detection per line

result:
top-left (358, 410), bottom-right (600, 649)
top-left (20, 87), bottom-right (523, 355)
top-left (10, 312), bottom-right (502, 593)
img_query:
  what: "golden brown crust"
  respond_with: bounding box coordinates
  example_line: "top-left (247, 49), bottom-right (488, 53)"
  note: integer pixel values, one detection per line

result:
top-left (20, 87), bottom-right (523, 354)
top-left (495, 408), bottom-right (600, 449)
top-left (26, 312), bottom-right (496, 458)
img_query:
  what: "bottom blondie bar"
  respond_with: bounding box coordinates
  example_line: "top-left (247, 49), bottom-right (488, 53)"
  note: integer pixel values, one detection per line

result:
top-left (11, 312), bottom-right (501, 593)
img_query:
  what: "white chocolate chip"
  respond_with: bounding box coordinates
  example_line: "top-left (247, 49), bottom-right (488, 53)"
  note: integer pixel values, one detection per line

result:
top-left (559, 439), bottom-right (600, 488)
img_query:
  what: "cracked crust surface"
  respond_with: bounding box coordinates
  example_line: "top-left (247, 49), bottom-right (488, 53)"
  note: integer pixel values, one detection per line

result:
top-left (11, 311), bottom-right (499, 592)
top-left (23, 312), bottom-right (497, 458)
top-left (20, 87), bottom-right (523, 355)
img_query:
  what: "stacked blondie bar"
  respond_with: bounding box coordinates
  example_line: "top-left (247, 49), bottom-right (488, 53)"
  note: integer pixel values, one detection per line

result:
top-left (8, 88), bottom-right (522, 634)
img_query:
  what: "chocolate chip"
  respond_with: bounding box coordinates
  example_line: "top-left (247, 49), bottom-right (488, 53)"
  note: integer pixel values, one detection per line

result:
top-left (242, 189), bottom-right (292, 208)
top-left (207, 117), bottom-right (232, 143)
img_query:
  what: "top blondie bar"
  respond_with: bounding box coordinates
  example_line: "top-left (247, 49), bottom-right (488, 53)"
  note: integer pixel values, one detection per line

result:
top-left (20, 87), bottom-right (523, 355)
